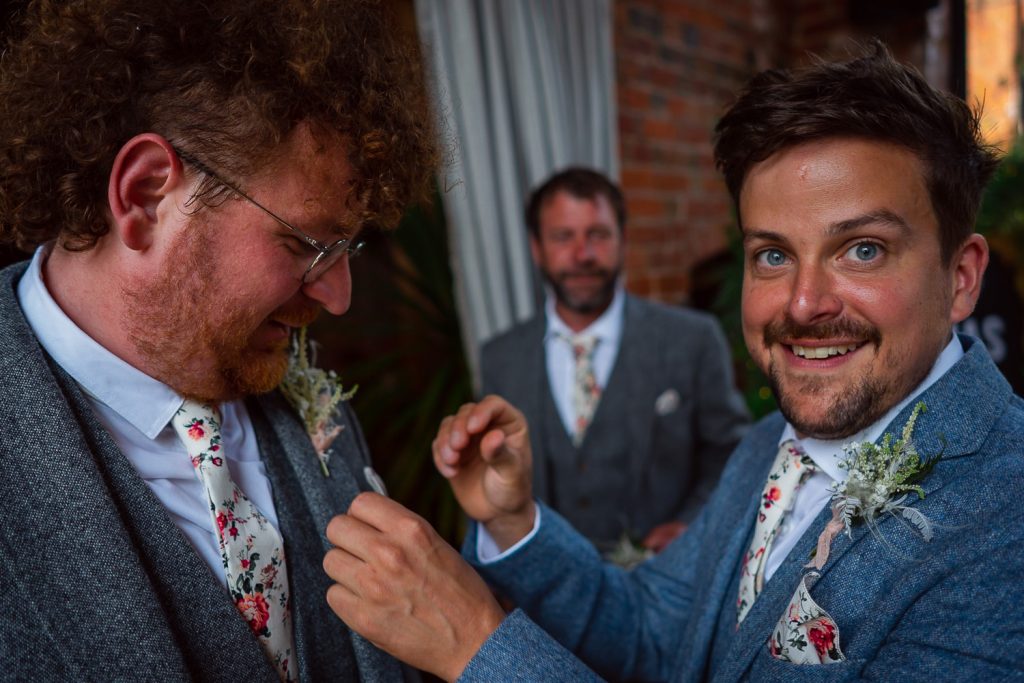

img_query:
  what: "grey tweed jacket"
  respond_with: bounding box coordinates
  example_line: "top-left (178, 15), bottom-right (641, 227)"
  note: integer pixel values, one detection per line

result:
top-left (481, 295), bottom-right (750, 548)
top-left (0, 262), bottom-right (403, 682)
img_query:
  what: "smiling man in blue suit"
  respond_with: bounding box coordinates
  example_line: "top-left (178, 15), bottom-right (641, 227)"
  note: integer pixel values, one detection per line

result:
top-left (324, 43), bottom-right (1024, 681)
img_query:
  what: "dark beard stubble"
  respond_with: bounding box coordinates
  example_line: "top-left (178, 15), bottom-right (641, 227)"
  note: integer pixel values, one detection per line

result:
top-left (545, 267), bottom-right (619, 315)
top-left (762, 317), bottom-right (930, 439)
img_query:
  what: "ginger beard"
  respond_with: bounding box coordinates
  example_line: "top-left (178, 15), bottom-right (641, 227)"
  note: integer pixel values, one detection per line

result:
top-left (123, 215), bottom-right (320, 402)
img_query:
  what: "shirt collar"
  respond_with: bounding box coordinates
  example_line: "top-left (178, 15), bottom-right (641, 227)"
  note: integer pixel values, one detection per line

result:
top-left (17, 245), bottom-right (184, 439)
top-left (543, 283), bottom-right (625, 347)
top-left (779, 334), bottom-right (964, 483)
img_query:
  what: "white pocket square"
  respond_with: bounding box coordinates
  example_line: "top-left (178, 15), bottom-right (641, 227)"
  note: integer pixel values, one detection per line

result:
top-left (655, 389), bottom-right (680, 416)
top-left (363, 466), bottom-right (388, 496)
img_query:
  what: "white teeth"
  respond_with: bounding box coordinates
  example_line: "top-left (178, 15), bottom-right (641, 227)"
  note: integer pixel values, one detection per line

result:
top-left (791, 344), bottom-right (858, 358)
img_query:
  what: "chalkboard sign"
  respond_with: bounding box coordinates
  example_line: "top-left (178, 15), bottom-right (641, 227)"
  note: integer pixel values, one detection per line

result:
top-left (955, 249), bottom-right (1023, 394)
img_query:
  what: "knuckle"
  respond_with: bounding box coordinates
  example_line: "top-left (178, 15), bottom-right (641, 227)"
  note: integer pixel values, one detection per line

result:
top-left (376, 543), bottom-right (406, 572)
top-left (325, 584), bottom-right (344, 611)
top-left (396, 514), bottom-right (432, 545)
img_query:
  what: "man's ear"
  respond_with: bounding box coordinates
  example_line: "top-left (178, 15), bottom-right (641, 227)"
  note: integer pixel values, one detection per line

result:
top-left (107, 134), bottom-right (185, 251)
top-left (949, 233), bottom-right (989, 324)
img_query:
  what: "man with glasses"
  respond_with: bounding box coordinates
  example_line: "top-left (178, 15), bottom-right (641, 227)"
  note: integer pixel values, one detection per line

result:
top-left (0, 1), bottom-right (435, 680)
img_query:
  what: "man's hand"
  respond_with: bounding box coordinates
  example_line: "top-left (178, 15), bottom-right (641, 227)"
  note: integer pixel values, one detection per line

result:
top-left (432, 395), bottom-right (536, 550)
top-left (641, 520), bottom-right (688, 554)
top-left (324, 493), bottom-right (506, 682)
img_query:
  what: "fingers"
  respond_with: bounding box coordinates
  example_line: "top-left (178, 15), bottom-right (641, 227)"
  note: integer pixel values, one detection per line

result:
top-left (323, 495), bottom-right (441, 609)
top-left (322, 494), bottom-right (507, 681)
top-left (640, 520), bottom-right (688, 554)
top-left (432, 396), bottom-right (526, 478)
top-left (432, 414), bottom-right (461, 478)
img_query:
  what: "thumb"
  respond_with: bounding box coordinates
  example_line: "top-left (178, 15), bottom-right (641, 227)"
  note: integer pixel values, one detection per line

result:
top-left (479, 427), bottom-right (510, 468)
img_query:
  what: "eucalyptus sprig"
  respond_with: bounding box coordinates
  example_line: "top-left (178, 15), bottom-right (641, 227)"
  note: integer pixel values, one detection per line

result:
top-left (809, 402), bottom-right (939, 569)
top-left (279, 327), bottom-right (357, 477)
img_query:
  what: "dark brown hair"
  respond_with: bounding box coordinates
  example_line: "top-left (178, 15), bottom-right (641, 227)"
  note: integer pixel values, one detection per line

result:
top-left (713, 41), bottom-right (1000, 264)
top-left (0, 0), bottom-right (439, 252)
top-left (525, 167), bottom-right (626, 239)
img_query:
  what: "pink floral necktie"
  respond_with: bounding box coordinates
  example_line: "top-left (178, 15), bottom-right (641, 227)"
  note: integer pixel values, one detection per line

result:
top-left (171, 401), bottom-right (297, 682)
top-left (736, 439), bottom-right (816, 625)
top-left (564, 333), bottom-right (601, 446)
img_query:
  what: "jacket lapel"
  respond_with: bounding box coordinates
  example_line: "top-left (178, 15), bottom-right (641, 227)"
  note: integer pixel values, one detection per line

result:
top-left (253, 391), bottom-right (402, 682)
top-left (673, 421), bottom-right (785, 679)
top-left (714, 498), bottom-right (832, 681)
top-left (517, 316), bottom-right (552, 501)
top-left (614, 297), bottom-right (660, 494)
top-left (811, 337), bottom-right (1009, 579)
top-left (0, 263), bottom-right (275, 680)
top-left (714, 336), bottom-right (1010, 682)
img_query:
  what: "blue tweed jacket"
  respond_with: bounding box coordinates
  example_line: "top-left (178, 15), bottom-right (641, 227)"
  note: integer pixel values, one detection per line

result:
top-left (462, 336), bottom-right (1024, 682)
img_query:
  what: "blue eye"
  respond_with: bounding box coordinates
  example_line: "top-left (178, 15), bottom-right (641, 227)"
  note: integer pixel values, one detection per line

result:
top-left (849, 242), bottom-right (879, 261)
top-left (757, 249), bottom-right (787, 267)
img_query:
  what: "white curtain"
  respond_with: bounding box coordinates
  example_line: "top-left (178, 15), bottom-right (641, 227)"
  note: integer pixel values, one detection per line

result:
top-left (414, 0), bottom-right (618, 378)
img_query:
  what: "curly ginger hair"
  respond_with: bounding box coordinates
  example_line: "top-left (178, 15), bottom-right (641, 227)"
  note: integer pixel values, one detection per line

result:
top-left (0, 0), bottom-right (439, 252)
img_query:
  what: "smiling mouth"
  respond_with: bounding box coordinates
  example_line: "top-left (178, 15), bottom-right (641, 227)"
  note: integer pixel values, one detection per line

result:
top-left (789, 343), bottom-right (861, 359)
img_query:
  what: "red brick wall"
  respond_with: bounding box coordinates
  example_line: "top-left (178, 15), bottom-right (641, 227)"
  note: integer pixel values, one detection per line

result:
top-left (615, 0), bottom-right (766, 303)
top-left (615, 0), bottom-right (935, 304)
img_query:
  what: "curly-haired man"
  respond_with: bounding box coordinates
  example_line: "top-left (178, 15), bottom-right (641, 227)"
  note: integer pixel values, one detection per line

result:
top-left (0, 1), bottom-right (436, 680)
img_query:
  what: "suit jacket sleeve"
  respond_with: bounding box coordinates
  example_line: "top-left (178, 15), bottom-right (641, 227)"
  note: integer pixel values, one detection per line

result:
top-left (461, 500), bottom-right (708, 681)
top-left (459, 610), bottom-right (603, 682)
top-left (679, 313), bottom-right (750, 521)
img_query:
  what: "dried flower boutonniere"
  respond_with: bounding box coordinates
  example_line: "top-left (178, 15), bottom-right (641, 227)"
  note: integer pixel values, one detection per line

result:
top-left (808, 401), bottom-right (939, 569)
top-left (605, 532), bottom-right (654, 570)
top-left (279, 327), bottom-right (356, 477)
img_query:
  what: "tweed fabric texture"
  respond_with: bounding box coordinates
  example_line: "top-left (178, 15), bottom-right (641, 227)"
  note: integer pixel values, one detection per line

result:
top-left (466, 336), bottom-right (1024, 682)
top-left (481, 294), bottom-right (750, 547)
top-left (0, 262), bottom-right (407, 682)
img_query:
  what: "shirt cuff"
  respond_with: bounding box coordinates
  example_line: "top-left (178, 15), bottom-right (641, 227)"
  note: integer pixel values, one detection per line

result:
top-left (475, 503), bottom-right (542, 564)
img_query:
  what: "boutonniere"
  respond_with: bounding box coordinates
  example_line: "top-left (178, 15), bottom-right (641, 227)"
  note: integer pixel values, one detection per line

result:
top-left (605, 532), bottom-right (654, 569)
top-left (279, 327), bottom-right (356, 477)
top-left (808, 401), bottom-right (939, 570)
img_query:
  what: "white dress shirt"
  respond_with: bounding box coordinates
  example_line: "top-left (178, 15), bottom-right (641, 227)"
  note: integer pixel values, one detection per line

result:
top-left (17, 246), bottom-right (282, 583)
top-left (543, 285), bottom-right (625, 440)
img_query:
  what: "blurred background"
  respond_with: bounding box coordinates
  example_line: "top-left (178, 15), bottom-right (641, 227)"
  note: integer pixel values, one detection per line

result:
top-left (2, 0), bottom-right (1021, 541)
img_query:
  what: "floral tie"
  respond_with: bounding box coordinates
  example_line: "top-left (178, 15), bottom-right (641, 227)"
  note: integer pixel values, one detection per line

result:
top-left (736, 439), bottom-right (816, 625)
top-left (171, 401), bottom-right (297, 682)
top-left (565, 333), bottom-right (601, 446)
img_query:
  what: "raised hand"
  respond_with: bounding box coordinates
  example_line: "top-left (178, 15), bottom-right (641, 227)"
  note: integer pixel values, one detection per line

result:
top-left (432, 395), bottom-right (536, 550)
top-left (324, 493), bottom-right (506, 681)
